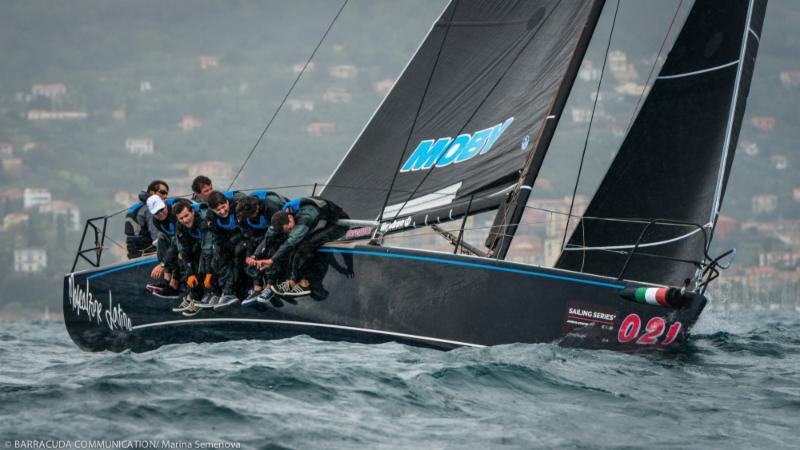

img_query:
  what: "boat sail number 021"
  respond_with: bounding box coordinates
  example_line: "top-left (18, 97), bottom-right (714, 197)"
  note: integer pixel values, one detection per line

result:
top-left (617, 313), bottom-right (682, 345)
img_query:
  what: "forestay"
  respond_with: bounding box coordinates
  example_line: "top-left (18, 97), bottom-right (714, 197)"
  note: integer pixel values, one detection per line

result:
top-left (322, 0), bottom-right (602, 227)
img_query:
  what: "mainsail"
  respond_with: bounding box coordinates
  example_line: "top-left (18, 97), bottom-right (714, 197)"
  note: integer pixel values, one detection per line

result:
top-left (556, 0), bottom-right (767, 286)
top-left (322, 0), bottom-right (605, 229)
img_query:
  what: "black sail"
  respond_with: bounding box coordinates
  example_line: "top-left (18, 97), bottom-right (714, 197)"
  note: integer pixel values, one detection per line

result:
top-left (556, 0), bottom-right (767, 286)
top-left (321, 0), bottom-right (602, 222)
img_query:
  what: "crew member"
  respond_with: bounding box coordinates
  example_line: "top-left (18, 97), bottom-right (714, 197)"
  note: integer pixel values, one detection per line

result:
top-left (235, 190), bottom-right (289, 303)
top-left (206, 190), bottom-right (247, 309)
top-left (190, 175), bottom-right (214, 203)
top-left (249, 197), bottom-right (348, 297)
top-left (171, 200), bottom-right (214, 316)
top-left (124, 180), bottom-right (170, 258)
top-left (146, 195), bottom-right (184, 298)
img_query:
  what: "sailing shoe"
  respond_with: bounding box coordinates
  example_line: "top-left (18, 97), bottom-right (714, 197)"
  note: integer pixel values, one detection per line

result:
top-left (281, 284), bottom-right (311, 298)
top-left (147, 280), bottom-right (171, 291)
top-left (152, 286), bottom-right (181, 299)
top-left (196, 294), bottom-right (219, 309)
top-left (213, 294), bottom-right (240, 310)
top-left (172, 295), bottom-right (194, 312)
top-left (271, 281), bottom-right (293, 296)
top-left (181, 301), bottom-right (200, 317)
top-left (241, 290), bottom-right (262, 307)
top-left (256, 289), bottom-right (275, 304)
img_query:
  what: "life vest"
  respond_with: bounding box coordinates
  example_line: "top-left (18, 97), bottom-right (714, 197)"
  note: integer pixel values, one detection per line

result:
top-left (283, 197), bottom-right (344, 220)
top-left (283, 197), bottom-right (346, 232)
top-left (283, 197), bottom-right (329, 214)
top-left (156, 220), bottom-right (176, 237)
top-left (124, 202), bottom-right (146, 237)
top-left (214, 213), bottom-right (238, 231)
top-left (249, 190), bottom-right (270, 200)
top-left (246, 214), bottom-right (269, 230)
top-left (242, 190), bottom-right (284, 231)
top-left (184, 204), bottom-right (206, 240)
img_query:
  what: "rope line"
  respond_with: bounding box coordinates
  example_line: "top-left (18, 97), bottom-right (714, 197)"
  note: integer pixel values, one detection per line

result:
top-left (227, 0), bottom-right (349, 190)
top-left (559, 0), bottom-right (620, 254)
top-left (623, 0), bottom-right (684, 135)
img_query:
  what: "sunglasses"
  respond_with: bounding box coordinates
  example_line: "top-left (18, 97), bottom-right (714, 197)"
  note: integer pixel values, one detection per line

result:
top-left (158, 189), bottom-right (169, 196)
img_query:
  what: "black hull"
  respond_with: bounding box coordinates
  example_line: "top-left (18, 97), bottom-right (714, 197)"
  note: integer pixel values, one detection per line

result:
top-left (63, 244), bottom-right (706, 352)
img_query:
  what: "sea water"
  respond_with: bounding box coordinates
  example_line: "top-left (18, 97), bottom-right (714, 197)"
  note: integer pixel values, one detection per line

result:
top-left (1, 307), bottom-right (798, 449)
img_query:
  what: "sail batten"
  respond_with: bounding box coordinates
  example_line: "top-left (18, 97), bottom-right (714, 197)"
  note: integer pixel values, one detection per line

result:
top-left (656, 59), bottom-right (739, 80)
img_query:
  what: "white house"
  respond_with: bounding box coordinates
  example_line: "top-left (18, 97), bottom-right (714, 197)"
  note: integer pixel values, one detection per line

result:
top-left (32, 83), bottom-right (66, 98)
top-left (14, 248), bottom-right (47, 273)
top-left (125, 138), bottom-right (154, 156)
top-left (23, 188), bottom-right (52, 209)
top-left (39, 200), bottom-right (81, 231)
top-left (287, 99), bottom-right (315, 112)
top-left (323, 87), bottom-right (351, 103)
top-left (578, 61), bottom-right (600, 82)
top-left (305, 122), bottom-right (336, 136)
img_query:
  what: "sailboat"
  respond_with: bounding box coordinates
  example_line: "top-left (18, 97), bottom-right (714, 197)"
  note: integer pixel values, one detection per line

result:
top-left (63, 0), bottom-right (767, 352)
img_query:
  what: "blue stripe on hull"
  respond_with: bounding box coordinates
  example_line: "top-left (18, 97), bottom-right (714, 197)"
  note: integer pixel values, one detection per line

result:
top-left (86, 258), bottom-right (158, 280)
top-left (319, 248), bottom-right (626, 289)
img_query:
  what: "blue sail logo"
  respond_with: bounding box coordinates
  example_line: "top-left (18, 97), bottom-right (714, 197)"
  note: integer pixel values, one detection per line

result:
top-left (400, 118), bottom-right (514, 172)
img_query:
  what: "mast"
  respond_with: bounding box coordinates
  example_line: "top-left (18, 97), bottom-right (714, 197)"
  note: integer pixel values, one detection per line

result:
top-left (490, 0), bottom-right (606, 260)
top-left (489, 0), bottom-right (605, 259)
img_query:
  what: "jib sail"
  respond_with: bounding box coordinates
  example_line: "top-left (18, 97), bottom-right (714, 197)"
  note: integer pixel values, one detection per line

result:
top-left (556, 0), bottom-right (767, 286)
top-left (321, 0), bottom-right (604, 228)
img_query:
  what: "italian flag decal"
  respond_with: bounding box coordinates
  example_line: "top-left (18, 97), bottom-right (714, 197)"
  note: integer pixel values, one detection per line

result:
top-left (634, 287), bottom-right (669, 307)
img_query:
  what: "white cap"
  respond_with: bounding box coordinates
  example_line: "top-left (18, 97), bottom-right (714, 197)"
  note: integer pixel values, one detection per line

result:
top-left (147, 195), bottom-right (166, 215)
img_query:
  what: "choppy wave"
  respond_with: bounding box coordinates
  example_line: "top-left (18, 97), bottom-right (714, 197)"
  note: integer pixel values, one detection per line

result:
top-left (1, 308), bottom-right (799, 449)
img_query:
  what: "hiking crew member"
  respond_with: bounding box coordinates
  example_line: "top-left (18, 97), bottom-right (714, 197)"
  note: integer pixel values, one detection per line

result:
top-left (190, 175), bottom-right (214, 203)
top-left (249, 197), bottom-right (348, 297)
top-left (206, 191), bottom-right (247, 309)
top-left (235, 190), bottom-right (289, 304)
top-left (146, 195), bottom-right (184, 298)
top-left (124, 180), bottom-right (170, 258)
top-left (171, 201), bottom-right (214, 316)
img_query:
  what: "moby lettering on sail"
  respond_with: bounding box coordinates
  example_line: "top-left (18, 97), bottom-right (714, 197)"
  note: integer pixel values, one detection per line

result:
top-left (68, 275), bottom-right (132, 331)
top-left (400, 118), bottom-right (514, 172)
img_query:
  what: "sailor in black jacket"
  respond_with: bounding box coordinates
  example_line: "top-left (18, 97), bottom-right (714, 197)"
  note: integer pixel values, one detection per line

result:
top-left (206, 190), bottom-right (247, 308)
top-left (249, 197), bottom-right (348, 297)
top-left (172, 200), bottom-right (213, 316)
top-left (234, 190), bottom-right (289, 303)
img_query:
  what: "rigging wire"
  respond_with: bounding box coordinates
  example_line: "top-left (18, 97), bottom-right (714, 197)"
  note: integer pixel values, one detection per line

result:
top-left (558, 0), bottom-right (620, 262)
top-left (377, 0), bottom-right (460, 224)
top-left (623, 0), bottom-right (684, 135)
top-left (227, 0), bottom-right (349, 191)
top-left (387, 0), bottom-right (564, 224)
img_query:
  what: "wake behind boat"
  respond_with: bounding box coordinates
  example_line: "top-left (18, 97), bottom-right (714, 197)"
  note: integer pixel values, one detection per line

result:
top-left (64, 0), bottom-right (766, 352)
